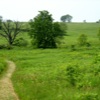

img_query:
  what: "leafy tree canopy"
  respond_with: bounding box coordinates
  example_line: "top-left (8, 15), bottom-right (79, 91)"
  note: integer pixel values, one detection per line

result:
top-left (29, 10), bottom-right (66, 48)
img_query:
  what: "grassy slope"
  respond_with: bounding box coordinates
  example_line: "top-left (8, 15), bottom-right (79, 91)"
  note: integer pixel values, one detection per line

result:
top-left (0, 23), bottom-right (100, 100)
top-left (65, 23), bottom-right (100, 46)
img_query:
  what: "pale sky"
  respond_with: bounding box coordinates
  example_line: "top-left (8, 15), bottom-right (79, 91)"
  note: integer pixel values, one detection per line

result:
top-left (0, 0), bottom-right (100, 22)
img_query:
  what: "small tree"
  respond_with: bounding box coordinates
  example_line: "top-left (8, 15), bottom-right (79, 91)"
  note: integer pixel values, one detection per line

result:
top-left (29, 10), bottom-right (66, 48)
top-left (0, 21), bottom-right (22, 45)
top-left (78, 34), bottom-right (87, 46)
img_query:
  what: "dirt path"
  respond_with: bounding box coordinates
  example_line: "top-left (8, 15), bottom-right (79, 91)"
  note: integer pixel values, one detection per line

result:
top-left (0, 61), bottom-right (19, 100)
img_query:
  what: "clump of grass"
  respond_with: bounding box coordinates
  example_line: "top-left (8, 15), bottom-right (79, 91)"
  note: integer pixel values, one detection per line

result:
top-left (0, 58), bottom-right (7, 76)
top-left (76, 92), bottom-right (99, 100)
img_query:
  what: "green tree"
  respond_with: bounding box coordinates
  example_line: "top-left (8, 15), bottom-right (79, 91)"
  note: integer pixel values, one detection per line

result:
top-left (78, 34), bottom-right (87, 46)
top-left (60, 14), bottom-right (73, 22)
top-left (0, 21), bottom-right (22, 45)
top-left (29, 10), bottom-right (65, 48)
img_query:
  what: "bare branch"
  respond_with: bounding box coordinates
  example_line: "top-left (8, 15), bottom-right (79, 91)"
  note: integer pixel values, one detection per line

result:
top-left (0, 21), bottom-right (23, 45)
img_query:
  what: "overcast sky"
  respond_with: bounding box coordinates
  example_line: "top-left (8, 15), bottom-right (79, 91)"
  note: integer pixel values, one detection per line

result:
top-left (0, 0), bottom-right (100, 22)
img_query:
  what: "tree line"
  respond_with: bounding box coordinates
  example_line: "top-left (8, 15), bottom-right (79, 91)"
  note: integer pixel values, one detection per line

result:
top-left (0, 10), bottom-right (100, 49)
top-left (0, 10), bottom-right (68, 48)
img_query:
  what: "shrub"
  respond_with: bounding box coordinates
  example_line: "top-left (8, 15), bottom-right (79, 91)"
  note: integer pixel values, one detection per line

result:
top-left (78, 34), bottom-right (88, 46)
top-left (66, 64), bottom-right (80, 86)
top-left (76, 92), bottom-right (99, 100)
top-left (14, 38), bottom-right (28, 47)
top-left (0, 44), bottom-right (12, 50)
top-left (0, 44), bottom-right (6, 49)
top-left (70, 44), bottom-right (76, 51)
top-left (86, 42), bottom-right (91, 47)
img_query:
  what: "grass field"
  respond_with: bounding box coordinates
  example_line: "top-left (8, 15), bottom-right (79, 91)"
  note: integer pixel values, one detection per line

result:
top-left (0, 23), bottom-right (100, 100)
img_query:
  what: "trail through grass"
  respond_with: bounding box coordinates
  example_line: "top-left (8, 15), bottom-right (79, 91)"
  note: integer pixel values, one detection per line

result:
top-left (0, 23), bottom-right (100, 100)
top-left (0, 61), bottom-right (19, 100)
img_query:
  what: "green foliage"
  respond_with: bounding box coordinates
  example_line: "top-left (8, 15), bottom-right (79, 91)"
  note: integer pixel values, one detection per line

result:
top-left (66, 64), bottom-right (80, 86)
top-left (66, 65), bottom-right (76, 85)
top-left (29, 10), bottom-right (65, 48)
top-left (76, 92), bottom-right (99, 100)
top-left (78, 34), bottom-right (88, 46)
top-left (0, 44), bottom-right (12, 50)
top-left (70, 44), bottom-right (76, 51)
top-left (0, 58), bottom-right (6, 75)
top-left (14, 38), bottom-right (28, 47)
top-left (0, 44), bottom-right (6, 49)
top-left (92, 55), bottom-right (100, 75)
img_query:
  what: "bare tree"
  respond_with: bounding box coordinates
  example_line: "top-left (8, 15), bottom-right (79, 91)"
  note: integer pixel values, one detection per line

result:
top-left (0, 21), bottom-right (22, 45)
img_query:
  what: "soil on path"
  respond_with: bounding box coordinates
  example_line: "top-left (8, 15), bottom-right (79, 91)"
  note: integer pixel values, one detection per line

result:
top-left (0, 61), bottom-right (19, 100)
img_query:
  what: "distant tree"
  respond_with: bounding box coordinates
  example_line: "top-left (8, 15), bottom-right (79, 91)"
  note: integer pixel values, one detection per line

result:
top-left (99, 20), bottom-right (100, 23)
top-left (96, 19), bottom-right (100, 23)
top-left (60, 14), bottom-right (73, 22)
top-left (29, 10), bottom-right (66, 48)
top-left (66, 14), bottom-right (73, 23)
top-left (60, 15), bottom-right (67, 22)
top-left (78, 34), bottom-right (87, 46)
top-left (0, 21), bottom-right (22, 45)
top-left (83, 20), bottom-right (86, 23)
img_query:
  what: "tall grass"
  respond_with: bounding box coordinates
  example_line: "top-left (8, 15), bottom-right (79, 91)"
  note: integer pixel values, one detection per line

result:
top-left (0, 23), bottom-right (100, 99)
top-left (0, 57), bottom-right (7, 76)
top-left (0, 49), bottom-right (98, 100)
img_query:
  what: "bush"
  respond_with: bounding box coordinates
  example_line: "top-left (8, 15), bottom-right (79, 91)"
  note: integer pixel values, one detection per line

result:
top-left (78, 34), bottom-right (88, 46)
top-left (0, 44), bottom-right (13, 50)
top-left (76, 92), bottom-right (99, 100)
top-left (66, 64), bottom-right (80, 86)
top-left (86, 42), bottom-right (91, 47)
top-left (14, 38), bottom-right (28, 47)
top-left (70, 45), bottom-right (76, 51)
top-left (0, 44), bottom-right (6, 49)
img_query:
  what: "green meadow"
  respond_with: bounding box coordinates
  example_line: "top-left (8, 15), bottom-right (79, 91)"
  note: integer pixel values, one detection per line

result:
top-left (0, 23), bottom-right (100, 100)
